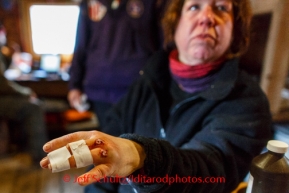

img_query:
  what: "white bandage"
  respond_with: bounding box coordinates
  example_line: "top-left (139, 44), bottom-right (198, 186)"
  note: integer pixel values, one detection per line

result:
top-left (48, 146), bottom-right (71, 173)
top-left (69, 140), bottom-right (93, 168)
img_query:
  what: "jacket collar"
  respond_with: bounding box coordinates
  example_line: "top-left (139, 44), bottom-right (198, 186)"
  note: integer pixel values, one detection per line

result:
top-left (142, 50), bottom-right (239, 101)
top-left (198, 58), bottom-right (239, 100)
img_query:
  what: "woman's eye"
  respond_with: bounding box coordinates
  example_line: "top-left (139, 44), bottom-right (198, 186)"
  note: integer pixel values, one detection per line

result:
top-left (216, 3), bottom-right (232, 12)
top-left (189, 5), bottom-right (199, 11)
top-left (217, 5), bottom-right (227, 11)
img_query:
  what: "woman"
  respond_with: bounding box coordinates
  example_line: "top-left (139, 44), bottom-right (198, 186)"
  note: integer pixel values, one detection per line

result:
top-left (40, 0), bottom-right (272, 192)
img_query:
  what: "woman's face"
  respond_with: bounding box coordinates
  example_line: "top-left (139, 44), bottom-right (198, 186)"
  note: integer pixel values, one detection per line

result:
top-left (174, 0), bottom-right (234, 65)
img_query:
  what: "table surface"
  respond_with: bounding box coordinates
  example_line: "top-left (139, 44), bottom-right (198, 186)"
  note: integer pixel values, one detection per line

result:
top-left (14, 73), bottom-right (69, 99)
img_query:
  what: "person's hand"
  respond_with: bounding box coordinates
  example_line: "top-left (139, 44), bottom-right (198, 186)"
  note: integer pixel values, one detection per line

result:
top-left (39, 130), bottom-right (146, 186)
top-left (68, 89), bottom-right (82, 109)
top-left (29, 91), bottom-right (41, 104)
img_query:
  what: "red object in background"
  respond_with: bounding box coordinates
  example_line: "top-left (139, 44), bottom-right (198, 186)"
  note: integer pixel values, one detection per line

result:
top-left (63, 109), bottom-right (93, 123)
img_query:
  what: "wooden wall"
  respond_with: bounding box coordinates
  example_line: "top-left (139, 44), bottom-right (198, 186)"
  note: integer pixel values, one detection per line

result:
top-left (0, 0), bottom-right (72, 51)
top-left (240, 13), bottom-right (272, 79)
top-left (0, 1), bottom-right (21, 49)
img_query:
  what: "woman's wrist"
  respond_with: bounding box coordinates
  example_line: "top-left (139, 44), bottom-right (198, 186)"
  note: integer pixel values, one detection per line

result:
top-left (130, 140), bottom-right (146, 170)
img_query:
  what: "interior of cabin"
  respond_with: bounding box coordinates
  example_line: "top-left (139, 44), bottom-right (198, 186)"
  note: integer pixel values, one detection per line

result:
top-left (0, 0), bottom-right (288, 192)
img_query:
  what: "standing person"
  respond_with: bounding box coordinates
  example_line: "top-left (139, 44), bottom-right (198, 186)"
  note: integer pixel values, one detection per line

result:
top-left (41, 0), bottom-right (273, 192)
top-left (68, 0), bottom-right (167, 128)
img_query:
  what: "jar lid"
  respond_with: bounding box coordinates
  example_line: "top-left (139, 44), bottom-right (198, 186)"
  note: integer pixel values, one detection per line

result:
top-left (267, 140), bottom-right (288, 154)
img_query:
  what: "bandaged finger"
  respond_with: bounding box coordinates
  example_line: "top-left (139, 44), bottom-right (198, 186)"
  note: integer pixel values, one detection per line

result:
top-left (69, 140), bottom-right (93, 168)
top-left (48, 146), bottom-right (71, 173)
top-left (48, 139), bottom-right (93, 173)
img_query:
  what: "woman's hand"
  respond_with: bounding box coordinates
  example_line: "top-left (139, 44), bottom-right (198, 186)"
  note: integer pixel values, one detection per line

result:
top-left (39, 130), bottom-right (146, 186)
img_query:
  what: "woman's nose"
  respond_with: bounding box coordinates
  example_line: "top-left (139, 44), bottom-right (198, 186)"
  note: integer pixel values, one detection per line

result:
top-left (199, 6), bottom-right (215, 26)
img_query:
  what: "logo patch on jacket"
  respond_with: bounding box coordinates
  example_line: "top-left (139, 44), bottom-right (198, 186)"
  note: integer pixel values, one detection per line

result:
top-left (87, 0), bottom-right (107, 22)
top-left (126, 0), bottom-right (144, 18)
top-left (111, 0), bottom-right (120, 9)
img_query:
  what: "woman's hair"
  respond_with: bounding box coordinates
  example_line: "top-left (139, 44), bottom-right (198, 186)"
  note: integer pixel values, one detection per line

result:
top-left (162, 0), bottom-right (252, 57)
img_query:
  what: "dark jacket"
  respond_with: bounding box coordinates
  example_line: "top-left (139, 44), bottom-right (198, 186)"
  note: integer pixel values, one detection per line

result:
top-left (103, 50), bottom-right (273, 193)
top-left (69, 0), bottom-right (166, 103)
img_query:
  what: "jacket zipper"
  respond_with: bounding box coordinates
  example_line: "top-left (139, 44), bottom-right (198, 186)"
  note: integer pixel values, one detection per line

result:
top-left (160, 95), bottom-right (199, 139)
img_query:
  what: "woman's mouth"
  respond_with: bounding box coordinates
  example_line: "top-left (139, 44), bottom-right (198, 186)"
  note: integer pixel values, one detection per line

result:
top-left (195, 34), bottom-right (215, 40)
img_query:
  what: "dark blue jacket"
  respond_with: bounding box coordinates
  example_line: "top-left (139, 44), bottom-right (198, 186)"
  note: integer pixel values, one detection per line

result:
top-left (69, 0), bottom-right (166, 103)
top-left (103, 50), bottom-right (273, 192)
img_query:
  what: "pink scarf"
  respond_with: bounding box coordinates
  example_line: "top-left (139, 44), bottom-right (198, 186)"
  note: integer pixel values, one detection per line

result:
top-left (169, 49), bottom-right (225, 93)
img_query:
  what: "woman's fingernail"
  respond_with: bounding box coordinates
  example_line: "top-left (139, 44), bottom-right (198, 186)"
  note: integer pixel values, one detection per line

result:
top-left (43, 143), bottom-right (51, 151)
top-left (40, 157), bottom-right (48, 163)
top-left (40, 157), bottom-right (48, 167)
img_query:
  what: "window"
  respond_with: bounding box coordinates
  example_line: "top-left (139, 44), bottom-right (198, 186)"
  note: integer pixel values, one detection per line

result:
top-left (20, 2), bottom-right (80, 62)
top-left (29, 4), bottom-right (79, 55)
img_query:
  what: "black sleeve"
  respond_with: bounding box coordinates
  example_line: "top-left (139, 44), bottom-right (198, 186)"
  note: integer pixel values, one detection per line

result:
top-left (119, 86), bottom-right (273, 192)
